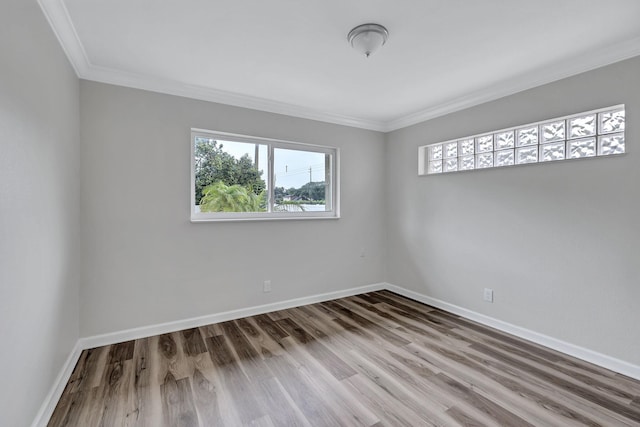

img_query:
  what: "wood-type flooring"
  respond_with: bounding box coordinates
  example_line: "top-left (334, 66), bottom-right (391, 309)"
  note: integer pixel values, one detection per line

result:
top-left (48, 291), bottom-right (640, 426)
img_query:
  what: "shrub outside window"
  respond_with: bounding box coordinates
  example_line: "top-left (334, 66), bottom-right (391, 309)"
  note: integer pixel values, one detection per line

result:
top-left (191, 130), bottom-right (339, 221)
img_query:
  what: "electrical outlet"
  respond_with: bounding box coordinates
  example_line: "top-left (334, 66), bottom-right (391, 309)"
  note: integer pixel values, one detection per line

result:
top-left (263, 280), bottom-right (272, 293)
top-left (483, 288), bottom-right (494, 303)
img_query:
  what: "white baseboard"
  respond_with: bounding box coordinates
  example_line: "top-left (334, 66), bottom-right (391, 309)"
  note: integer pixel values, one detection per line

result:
top-left (31, 340), bottom-right (83, 427)
top-left (33, 282), bottom-right (385, 426)
top-left (34, 280), bottom-right (640, 426)
top-left (384, 283), bottom-right (640, 381)
top-left (79, 282), bottom-right (386, 350)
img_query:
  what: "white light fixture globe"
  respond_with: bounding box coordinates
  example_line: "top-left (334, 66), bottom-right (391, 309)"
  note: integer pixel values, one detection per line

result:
top-left (347, 23), bottom-right (389, 58)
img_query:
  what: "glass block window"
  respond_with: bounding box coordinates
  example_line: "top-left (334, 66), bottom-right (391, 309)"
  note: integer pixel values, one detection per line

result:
top-left (459, 155), bottom-right (475, 171)
top-left (444, 157), bottom-right (458, 172)
top-left (444, 142), bottom-right (458, 158)
top-left (459, 139), bottom-right (475, 155)
top-left (495, 149), bottom-right (514, 167)
top-left (476, 152), bottom-right (493, 169)
top-left (540, 141), bottom-right (565, 162)
top-left (418, 105), bottom-right (625, 175)
top-left (495, 131), bottom-right (515, 150)
top-left (568, 138), bottom-right (596, 159)
top-left (541, 121), bottom-right (565, 143)
top-left (476, 135), bottom-right (493, 153)
top-left (517, 127), bottom-right (538, 147)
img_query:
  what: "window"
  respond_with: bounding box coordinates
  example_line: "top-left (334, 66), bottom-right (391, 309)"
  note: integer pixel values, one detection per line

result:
top-left (419, 105), bottom-right (625, 175)
top-left (191, 130), bottom-right (339, 221)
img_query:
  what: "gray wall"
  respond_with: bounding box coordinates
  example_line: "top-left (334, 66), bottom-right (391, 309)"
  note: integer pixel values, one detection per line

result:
top-left (386, 56), bottom-right (640, 365)
top-left (79, 81), bottom-right (387, 336)
top-left (0, 1), bottom-right (81, 425)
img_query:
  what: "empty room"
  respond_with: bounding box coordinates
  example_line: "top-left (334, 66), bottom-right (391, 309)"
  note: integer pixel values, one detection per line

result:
top-left (2, 0), bottom-right (640, 426)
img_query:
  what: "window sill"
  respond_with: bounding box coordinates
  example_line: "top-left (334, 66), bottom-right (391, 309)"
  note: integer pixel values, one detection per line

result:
top-left (190, 214), bottom-right (340, 223)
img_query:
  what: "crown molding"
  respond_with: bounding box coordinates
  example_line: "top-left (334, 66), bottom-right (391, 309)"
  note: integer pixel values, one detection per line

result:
top-left (84, 64), bottom-right (388, 132)
top-left (383, 35), bottom-right (640, 132)
top-left (38, 0), bottom-right (640, 133)
top-left (37, 0), bottom-right (90, 76)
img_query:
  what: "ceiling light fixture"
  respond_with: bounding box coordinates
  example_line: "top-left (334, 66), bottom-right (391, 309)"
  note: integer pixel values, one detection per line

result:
top-left (347, 23), bottom-right (389, 58)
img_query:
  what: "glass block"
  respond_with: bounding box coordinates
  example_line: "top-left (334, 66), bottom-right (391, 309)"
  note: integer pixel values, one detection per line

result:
top-left (598, 134), bottom-right (625, 156)
top-left (540, 141), bottom-right (565, 162)
top-left (476, 152), bottom-right (493, 169)
top-left (517, 126), bottom-right (538, 146)
top-left (443, 157), bottom-right (458, 172)
top-left (459, 155), bottom-right (474, 171)
top-left (428, 160), bottom-right (443, 174)
top-left (429, 144), bottom-right (443, 160)
top-left (444, 142), bottom-right (458, 158)
top-left (599, 109), bottom-right (625, 134)
top-left (568, 138), bottom-right (596, 159)
top-left (569, 114), bottom-right (596, 139)
top-left (494, 149), bottom-right (514, 167)
top-left (458, 139), bottom-right (475, 156)
top-left (516, 146), bottom-right (538, 164)
top-left (495, 131), bottom-right (514, 150)
top-left (476, 135), bottom-right (493, 153)
top-left (541, 120), bottom-right (565, 143)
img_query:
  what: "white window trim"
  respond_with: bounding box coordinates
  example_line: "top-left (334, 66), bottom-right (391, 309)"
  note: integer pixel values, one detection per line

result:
top-left (191, 129), bottom-right (340, 222)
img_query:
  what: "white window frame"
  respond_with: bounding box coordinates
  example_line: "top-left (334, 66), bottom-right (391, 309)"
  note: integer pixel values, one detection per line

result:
top-left (191, 129), bottom-right (340, 222)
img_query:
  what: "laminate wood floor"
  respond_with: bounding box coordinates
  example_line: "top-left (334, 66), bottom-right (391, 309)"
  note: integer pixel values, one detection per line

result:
top-left (48, 291), bottom-right (640, 426)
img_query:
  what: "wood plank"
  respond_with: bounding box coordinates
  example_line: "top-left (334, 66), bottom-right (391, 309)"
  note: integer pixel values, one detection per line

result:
top-left (47, 291), bottom-right (640, 426)
top-left (471, 341), bottom-right (640, 423)
top-left (108, 340), bottom-right (135, 364)
top-left (261, 352), bottom-right (349, 426)
top-left (180, 328), bottom-right (207, 356)
top-left (206, 335), bottom-right (265, 424)
top-left (130, 337), bottom-right (161, 427)
top-left (321, 300), bottom-right (411, 346)
top-left (446, 405), bottom-right (489, 427)
top-left (429, 372), bottom-right (535, 427)
top-left (160, 372), bottom-right (199, 427)
top-left (276, 317), bottom-right (357, 380)
top-left (66, 346), bottom-right (109, 393)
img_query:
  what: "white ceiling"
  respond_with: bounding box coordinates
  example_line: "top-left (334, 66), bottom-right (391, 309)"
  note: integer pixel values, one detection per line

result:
top-left (39, 0), bottom-right (640, 131)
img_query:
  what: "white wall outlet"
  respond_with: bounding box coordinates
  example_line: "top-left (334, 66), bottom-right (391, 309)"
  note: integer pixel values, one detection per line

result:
top-left (359, 247), bottom-right (366, 258)
top-left (263, 280), bottom-right (272, 293)
top-left (483, 288), bottom-right (494, 303)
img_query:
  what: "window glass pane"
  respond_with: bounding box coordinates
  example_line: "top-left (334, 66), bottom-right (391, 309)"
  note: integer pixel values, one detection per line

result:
top-left (495, 131), bottom-right (514, 150)
top-left (428, 160), bottom-right (443, 174)
top-left (459, 155), bottom-right (474, 171)
top-left (476, 135), bottom-right (493, 153)
top-left (274, 148), bottom-right (330, 212)
top-left (444, 142), bottom-right (458, 158)
top-left (516, 146), bottom-right (538, 164)
top-left (476, 153), bottom-right (493, 169)
top-left (517, 126), bottom-right (538, 146)
top-left (598, 134), bottom-right (625, 156)
top-left (429, 144), bottom-right (443, 160)
top-left (194, 137), bottom-right (267, 213)
top-left (540, 141), bottom-right (565, 162)
top-left (458, 139), bottom-right (475, 155)
top-left (494, 149), bottom-right (514, 167)
top-left (568, 138), bottom-right (596, 159)
top-left (569, 115), bottom-right (596, 139)
top-left (599, 109), bottom-right (625, 134)
top-left (541, 120), bottom-right (565, 143)
top-left (444, 157), bottom-right (458, 172)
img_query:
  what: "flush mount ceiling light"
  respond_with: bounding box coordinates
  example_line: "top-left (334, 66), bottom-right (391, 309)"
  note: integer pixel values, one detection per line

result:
top-left (347, 23), bottom-right (389, 58)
